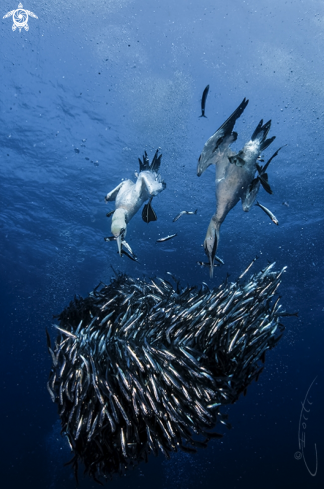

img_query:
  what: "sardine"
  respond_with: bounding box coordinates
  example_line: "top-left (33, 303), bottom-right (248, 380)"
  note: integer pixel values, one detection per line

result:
top-left (53, 324), bottom-right (77, 339)
top-left (47, 381), bottom-right (56, 402)
top-left (256, 201), bottom-right (279, 225)
top-left (75, 414), bottom-right (83, 440)
top-left (87, 414), bottom-right (98, 441)
top-left (199, 84), bottom-right (209, 118)
top-left (156, 233), bottom-right (177, 242)
top-left (173, 209), bottom-right (197, 222)
top-left (99, 310), bottom-right (115, 326)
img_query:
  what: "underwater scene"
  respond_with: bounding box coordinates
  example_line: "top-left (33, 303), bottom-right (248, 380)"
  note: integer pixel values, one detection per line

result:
top-left (0, 1), bottom-right (323, 488)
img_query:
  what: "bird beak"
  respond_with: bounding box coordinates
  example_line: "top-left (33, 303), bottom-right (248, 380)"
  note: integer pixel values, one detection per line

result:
top-left (204, 237), bottom-right (217, 278)
top-left (197, 155), bottom-right (202, 176)
top-left (204, 221), bottom-right (220, 278)
top-left (117, 234), bottom-right (122, 256)
top-left (116, 228), bottom-right (125, 256)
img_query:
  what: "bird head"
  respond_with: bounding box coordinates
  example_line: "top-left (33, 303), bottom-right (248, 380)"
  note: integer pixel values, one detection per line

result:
top-left (197, 135), bottom-right (225, 176)
top-left (111, 209), bottom-right (127, 256)
top-left (197, 150), bottom-right (212, 176)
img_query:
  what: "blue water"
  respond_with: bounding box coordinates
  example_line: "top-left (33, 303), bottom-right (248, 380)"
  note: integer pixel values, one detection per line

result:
top-left (0, 1), bottom-right (323, 488)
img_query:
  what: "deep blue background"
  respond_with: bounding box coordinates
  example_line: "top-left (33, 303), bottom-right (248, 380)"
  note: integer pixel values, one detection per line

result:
top-left (0, 1), bottom-right (323, 488)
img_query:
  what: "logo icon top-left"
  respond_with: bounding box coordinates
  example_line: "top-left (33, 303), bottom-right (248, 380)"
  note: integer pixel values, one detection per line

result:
top-left (3, 3), bottom-right (38, 32)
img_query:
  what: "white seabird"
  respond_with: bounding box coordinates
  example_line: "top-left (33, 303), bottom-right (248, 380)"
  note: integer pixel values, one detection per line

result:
top-left (105, 150), bottom-right (166, 256)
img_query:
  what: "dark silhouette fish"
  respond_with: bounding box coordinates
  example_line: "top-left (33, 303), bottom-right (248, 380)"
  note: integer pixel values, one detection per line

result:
top-left (197, 261), bottom-right (220, 268)
top-left (199, 84), bottom-right (210, 118)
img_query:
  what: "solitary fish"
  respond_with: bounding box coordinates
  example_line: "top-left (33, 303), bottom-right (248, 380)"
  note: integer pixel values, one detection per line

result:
top-left (119, 249), bottom-right (138, 262)
top-left (277, 311), bottom-right (298, 317)
top-left (173, 209), bottom-right (197, 222)
top-left (156, 234), bottom-right (177, 243)
top-left (256, 201), bottom-right (279, 225)
top-left (197, 261), bottom-right (220, 268)
top-left (199, 85), bottom-right (210, 118)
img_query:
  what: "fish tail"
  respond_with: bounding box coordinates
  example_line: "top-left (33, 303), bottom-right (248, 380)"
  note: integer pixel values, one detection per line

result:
top-left (199, 114), bottom-right (207, 118)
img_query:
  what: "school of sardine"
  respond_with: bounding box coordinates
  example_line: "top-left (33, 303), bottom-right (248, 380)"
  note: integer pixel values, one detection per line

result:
top-left (47, 261), bottom-right (287, 483)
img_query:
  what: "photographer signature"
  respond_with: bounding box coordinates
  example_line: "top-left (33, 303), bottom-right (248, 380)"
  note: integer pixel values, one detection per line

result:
top-left (294, 376), bottom-right (318, 476)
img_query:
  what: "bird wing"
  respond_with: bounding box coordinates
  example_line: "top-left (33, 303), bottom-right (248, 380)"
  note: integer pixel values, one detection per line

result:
top-left (214, 97), bottom-right (249, 137)
top-left (105, 182), bottom-right (125, 202)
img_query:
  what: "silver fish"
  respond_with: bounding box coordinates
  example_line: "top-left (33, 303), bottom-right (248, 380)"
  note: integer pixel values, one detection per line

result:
top-left (75, 414), bottom-right (83, 440)
top-left (53, 324), bottom-right (77, 339)
top-left (87, 414), bottom-right (98, 442)
top-left (256, 201), bottom-right (279, 225)
top-left (238, 256), bottom-right (258, 280)
top-left (120, 427), bottom-right (127, 458)
top-left (156, 233), bottom-right (177, 242)
top-left (47, 381), bottom-right (56, 402)
top-left (172, 209), bottom-right (197, 222)
top-left (99, 310), bottom-right (115, 326)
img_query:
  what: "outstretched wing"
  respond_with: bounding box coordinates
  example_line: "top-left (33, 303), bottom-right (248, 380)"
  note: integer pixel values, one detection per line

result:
top-left (215, 97), bottom-right (249, 136)
top-left (105, 182), bottom-right (125, 202)
top-left (26, 11), bottom-right (38, 19)
top-left (3, 10), bottom-right (15, 19)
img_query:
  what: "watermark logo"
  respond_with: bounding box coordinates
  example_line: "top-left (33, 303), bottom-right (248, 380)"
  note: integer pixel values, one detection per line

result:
top-left (294, 376), bottom-right (318, 476)
top-left (3, 3), bottom-right (38, 32)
